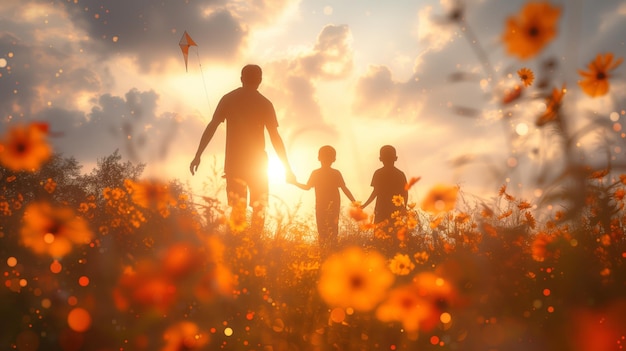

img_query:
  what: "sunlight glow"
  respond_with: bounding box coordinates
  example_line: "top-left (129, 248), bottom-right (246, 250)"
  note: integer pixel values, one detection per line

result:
top-left (267, 154), bottom-right (285, 183)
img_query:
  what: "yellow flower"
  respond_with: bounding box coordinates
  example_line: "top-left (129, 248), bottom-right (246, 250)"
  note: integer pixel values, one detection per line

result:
top-left (20, 201), bottom-right (93, 258)
top-left (0, 122), bottom-right (52, 171)
top-left (421, 184), bottom-right (459, 214)
top-left (389, 253), bottom-right (415, 276)
top-left (503, 1), bottom-right (561, 59)
top-left (536, 85), bottom-right (566, 126)
top-left (517, 67), bottom-right (535, 86)
top-left (318, 247), bottom-right (394, 312)
top-left (392, 194), bottom-right (405, 207)
top-left (578, 53), bottom-right (623, 97)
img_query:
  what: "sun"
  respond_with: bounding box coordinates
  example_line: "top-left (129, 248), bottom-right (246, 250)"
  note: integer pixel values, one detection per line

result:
top-left (267, 153), bottom-right (286, 184)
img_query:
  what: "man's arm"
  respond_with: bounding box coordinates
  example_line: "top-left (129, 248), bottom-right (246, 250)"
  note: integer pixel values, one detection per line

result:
top-left (267, 127), bottom-right (296, 183)
top-left (189, 119), bottom-right (220, 175)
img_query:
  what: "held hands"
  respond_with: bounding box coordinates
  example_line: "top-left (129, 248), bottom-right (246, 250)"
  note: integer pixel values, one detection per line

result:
top-left (189, 157), bottom-right (200, 175)
top-left (285, 169), bottom-right (297, 185)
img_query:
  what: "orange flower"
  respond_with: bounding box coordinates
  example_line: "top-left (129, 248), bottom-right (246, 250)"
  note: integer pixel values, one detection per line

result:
top-left (536, 85), bottom-right (566, 126)
top-left (375, 284), bottom-right (431, 333)
top-left (503, 1), bottom-right (561, 59)
top-left (318, 247), bottom-right (394, 312)
top-left (502, 85), bottom-right (523, 104)
top-left (376, 272), bottom-right (456, 332)
top-left (20, 201), bottom-right (93, 258)
top-left (517, 67), bottom-right (535, 86)
top-left (421, 184), bottom-right (459, 214)
top-left (349, 202), bottom-right (369, 222)
top-left (531, 232), bottom-right (556, 262)
top-left (113, 262), bottom-right (178, 313)
top-left (388, 253), bottom-right (415, 276)
top-left (0, 122), bottom-right (52, 171)
top-left (392, 194), bottom-right (405, 207)
top-left (125, 179), bottom-right (176, 217)
top-left (578, 53), bottom-right (623, 97)
top-left (404, 176), bottom-right (421, 191)
top-left (162, 321), bottom-right (209, 351)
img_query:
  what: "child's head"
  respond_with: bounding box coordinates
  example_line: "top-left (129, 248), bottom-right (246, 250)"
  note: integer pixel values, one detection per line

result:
top-left (318, 145), bottom-right (336, 164)
top-left (379, 145), bottom-right (397, 165)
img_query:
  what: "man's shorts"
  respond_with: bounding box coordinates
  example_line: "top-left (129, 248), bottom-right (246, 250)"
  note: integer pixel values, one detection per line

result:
top-left (225, 173), bottom-right (268, 209)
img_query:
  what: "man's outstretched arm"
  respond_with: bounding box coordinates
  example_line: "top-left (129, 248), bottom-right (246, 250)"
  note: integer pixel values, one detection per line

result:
top-left (190, 119), bottom-right (220, 175)
top-left (267, 127), bottom-right (296, 183)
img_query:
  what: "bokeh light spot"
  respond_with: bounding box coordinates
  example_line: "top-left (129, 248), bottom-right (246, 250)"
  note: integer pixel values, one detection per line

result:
top-left (330, 307), bottom-right (346, 323)
top-left (610, 111), bottom-right (620, 122)
top-left (7, 256), bottom-right (17, 267)
top-left (43, 233), bottom-right (55, 244)
top-left (78, 276), bottom-right (89, 287)
top-left (67, 307), bottom-right (92, 332)
top-left (224, 327), bottom-right (233, 336)
top-left (50, 260), bottom-right (62, 274)
top-left (41, 298), bottom-right (51, 309)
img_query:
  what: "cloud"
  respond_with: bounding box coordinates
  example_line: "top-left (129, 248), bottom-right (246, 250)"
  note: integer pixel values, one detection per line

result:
top-left (263, 24), bottom-right (354, 138)
top-left (352, 64), bottom-right (425, 120)
top-left (299, 24), bottom-right (353, 79)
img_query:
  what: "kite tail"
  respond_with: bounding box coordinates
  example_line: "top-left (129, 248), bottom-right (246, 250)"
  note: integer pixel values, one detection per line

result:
top-left (195, 48), bottom-right (212, 115)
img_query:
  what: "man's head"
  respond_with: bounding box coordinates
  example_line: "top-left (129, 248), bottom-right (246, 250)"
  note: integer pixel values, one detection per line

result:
top-left (318, 145), bottom-right (337, 164)
top-left (241, 64), bottom-right (262, 88)
top-left (379, 145), bottom-right (397, 165)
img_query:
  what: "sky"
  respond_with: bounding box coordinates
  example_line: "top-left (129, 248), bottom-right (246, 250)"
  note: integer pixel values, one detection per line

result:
top-left (1, 0), bottom-right (625, 219)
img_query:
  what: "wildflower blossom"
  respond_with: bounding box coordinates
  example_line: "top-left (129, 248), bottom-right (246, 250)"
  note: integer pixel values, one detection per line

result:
top-left (375, 284), bottom-right (430, 333)
top-left (162, 321), bottom-right (209, 351)
top-left (125, 179), bottom-right (176, 217)
top-left (502, 85), bottom-right (523, 104)
top-left (405, 176), bottom-right (421, 191)
top-left (517, 67), bottom-right (535, 86)
top-left (349, 202), bottom-right (369, 222)
top-left (531, 232), bottom-right (556, 262)
top-left (536, 85), bottom-right (566, 126)
top-left (20, 201), bottom-right (93, 258)
top-left (502, 1), bottom-right (561, 59)
top-left (318, 247), bottom-right (394, 312)
top-left (421, 184), bottom-right (459, 214)
top-left (0, 122), bottom-right (52, 171)
top-left (578, 53), bottom-right (623, 97)
top-left (377, 272), bottom-right (457, 332)
top-left (389, 253), bottom-right (415, 276)
top-left (392, 195), bottom-right (405, 207)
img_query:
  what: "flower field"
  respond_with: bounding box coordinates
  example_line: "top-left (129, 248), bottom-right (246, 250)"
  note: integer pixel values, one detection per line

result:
top-left (1, 1), bottom-right (626, 350)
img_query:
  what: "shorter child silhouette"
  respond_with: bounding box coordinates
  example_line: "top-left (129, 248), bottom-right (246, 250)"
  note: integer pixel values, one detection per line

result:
top-left (294, 145), bottom-right (356, 255)
top-left (361, 145), bottom-right (408, 225)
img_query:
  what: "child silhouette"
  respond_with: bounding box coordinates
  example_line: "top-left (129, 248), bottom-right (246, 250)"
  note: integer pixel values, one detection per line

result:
top-left (361, 145), bottom-right (408, 225)
top-left (294, 145), bottom-right (356, 255)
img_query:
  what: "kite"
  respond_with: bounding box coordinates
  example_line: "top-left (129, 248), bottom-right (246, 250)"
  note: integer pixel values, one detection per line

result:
top-left (179, 31), bottom-right (197, 72)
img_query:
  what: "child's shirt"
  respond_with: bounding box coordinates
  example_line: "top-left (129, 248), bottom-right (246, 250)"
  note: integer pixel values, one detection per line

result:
top-left (370, 166), bottom-right (408, 222)
top-left (307, 167), bottom-right (346, 211)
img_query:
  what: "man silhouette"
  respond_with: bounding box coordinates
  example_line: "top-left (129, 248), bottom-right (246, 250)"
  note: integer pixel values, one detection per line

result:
top-left (190, 64), bottom-right (295, 232)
